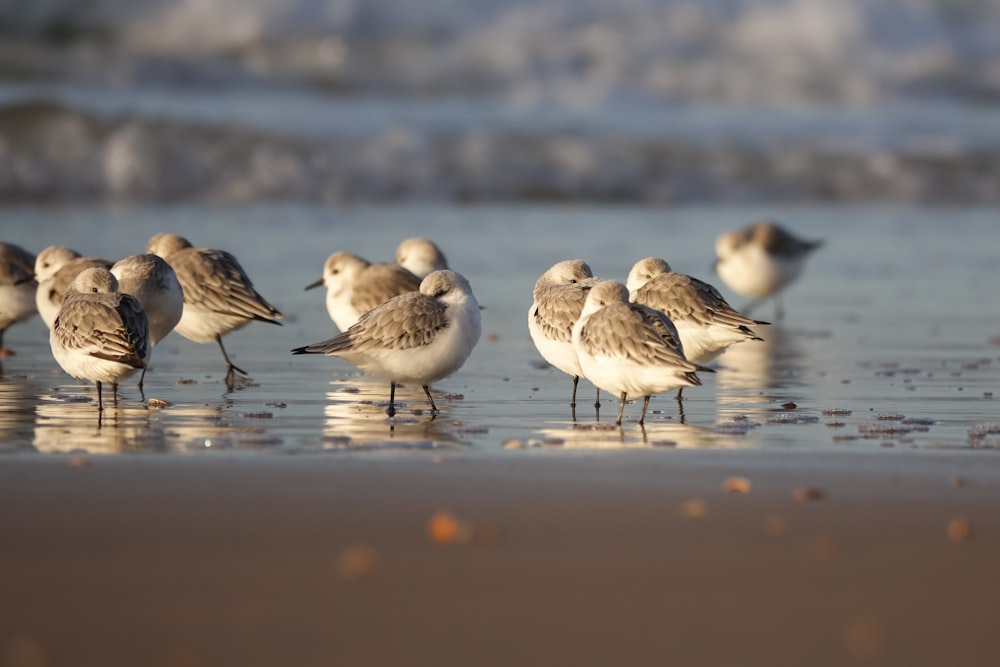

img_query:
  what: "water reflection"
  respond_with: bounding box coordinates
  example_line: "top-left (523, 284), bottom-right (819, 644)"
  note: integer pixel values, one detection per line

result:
top-left (321, 379), bottom-right (466, 450)
top-left (533, 418), bottom-right (720, 449)
top-left (33, 396), bottom-right (163, 453)
top-left (0, 374), bottom-right (45, 451)
top-left (714, 325), bottom-right (814, 410)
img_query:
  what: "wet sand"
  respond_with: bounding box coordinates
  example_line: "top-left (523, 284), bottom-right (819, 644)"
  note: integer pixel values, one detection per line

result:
top-left (2, 450), bottom-right (999, 667)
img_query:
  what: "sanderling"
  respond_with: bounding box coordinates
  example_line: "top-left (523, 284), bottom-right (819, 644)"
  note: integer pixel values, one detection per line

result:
top-left (34, 246), bottom-right (113, 329)
top-left (147, 233), bottom-right (282, 384)
top-left (528, 259), bottom-right (600, 416)
top-left (572, 280), bottom-right (711, 425)
top-left (292, 269), bottom-right (481, 417)
top-left (306, 251), bottom-right (421, 332)
top-left (627, 257), bottom-right (767, 365)
top-left (714, 220), bottom-right (822, 321)
top-left (111, 254), bottom-right (184, 346)
top-left (50, 267), bottom-right (150, 412)
top-left (395, 237), bottom-right (449, 279)
top-left (0, 241), bottom-right (38, 354)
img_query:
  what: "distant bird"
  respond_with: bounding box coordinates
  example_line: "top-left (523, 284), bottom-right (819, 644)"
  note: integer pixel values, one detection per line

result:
top-left (50, 268), bottom-right (149, 412)
top-left (528, 259), bottom-right (600, 417)
top-left (147, 233), bottom-right (282, 384)
top-left (34, 246), bottom-right (113, 329)
top-left (111, 254), bottom-right (184, 346)
top-left (714, 220), bottom-right (822, 321)
top-left (306, 251), bottom-right (421, 332)
top-left (293, 270), bottom-right (481, 417)
top-left (395, 237), bottom-right (449, 280)
top-left (627, 257), bottom-right (767, 365)
top-left (0, 241), bottom-right (38, 355)
top-left (572, 280), bottom-right (711, 425)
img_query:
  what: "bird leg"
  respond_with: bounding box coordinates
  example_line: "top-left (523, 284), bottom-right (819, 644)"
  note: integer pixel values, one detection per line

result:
top-left (217, 335), bottom-right (248, 384)
top-left (639, 395), bottom-right (651, 424)
top-left (96, 381), bottom-right (104, 412)
top-left (570, 375), bottom-right (579, 410)
top-left (387, 382), bottom-right (397, 417)
top-left (422, 385), bottom-right (439, 414)
top-left (615, 391), bottom-right (627, 426)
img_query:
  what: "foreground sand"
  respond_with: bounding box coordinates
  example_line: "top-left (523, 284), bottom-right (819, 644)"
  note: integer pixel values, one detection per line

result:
top-left (2, 450), bottom-right (998, 667)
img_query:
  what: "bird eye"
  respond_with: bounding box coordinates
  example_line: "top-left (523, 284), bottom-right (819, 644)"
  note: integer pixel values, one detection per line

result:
top-left (91, 287), bottom-right (98, 293)
top-left (434, 288), bottom-right (449, 298)
top-left (569, 279), bottom-right (577, 284)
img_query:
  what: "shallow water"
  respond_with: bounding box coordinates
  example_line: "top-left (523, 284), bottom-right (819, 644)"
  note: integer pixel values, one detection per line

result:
top-left (1, 203), bottom-right (999, 455)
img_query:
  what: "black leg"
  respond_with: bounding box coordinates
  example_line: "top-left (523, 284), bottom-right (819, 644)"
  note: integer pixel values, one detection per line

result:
top-left (677, 387), bottom-right (685, 402)
top-left (387, 382), bottom-right (397, 417)
top-left (615, 391), bottom-right (627, 426)
top-left (96, 381), bottom-right (104, 412)
top-left (639, 395), bottom-right (650, 424)
top-left (138, 366), bottom-right (146, 391)
top-left (217, 335), bottom-right (248, 382)
top-left (422, 385), bottom-right (438, 414)
top-left (594, 387), bottom-right (601, 410)
top-left (112, 382), bottom-right (119, 406)
top-left (570, 375), bottom-right (579, 409)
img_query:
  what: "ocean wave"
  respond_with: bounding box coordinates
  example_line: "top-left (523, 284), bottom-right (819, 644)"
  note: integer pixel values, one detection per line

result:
top-left (1, 99), bottom-right (998, 204)
top-left (0, 0), bottom-right (998, 106)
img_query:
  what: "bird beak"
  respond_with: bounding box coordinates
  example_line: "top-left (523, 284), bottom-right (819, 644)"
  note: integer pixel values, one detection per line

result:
top-left (14, 275), bottom-right (36, 286)
top-left (304, 278), bottom-right (324, 291)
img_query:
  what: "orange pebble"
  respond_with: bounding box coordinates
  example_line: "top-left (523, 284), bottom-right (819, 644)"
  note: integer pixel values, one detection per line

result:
top-left (722, 476), bottom-right (752, 494)
top-left (947, 516), bottom-right (973, 543)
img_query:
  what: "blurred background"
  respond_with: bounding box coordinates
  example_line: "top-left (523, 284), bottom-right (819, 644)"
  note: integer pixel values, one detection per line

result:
top-left (0, 0), bottom-right (998, 206)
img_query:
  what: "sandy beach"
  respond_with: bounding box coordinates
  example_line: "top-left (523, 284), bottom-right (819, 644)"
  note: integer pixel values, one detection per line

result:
top-left (2, 450), bottom-right (998, 667)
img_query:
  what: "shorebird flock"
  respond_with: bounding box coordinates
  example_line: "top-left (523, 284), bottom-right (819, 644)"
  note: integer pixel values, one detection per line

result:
top-left (0, 222), bottom-right (820, 424)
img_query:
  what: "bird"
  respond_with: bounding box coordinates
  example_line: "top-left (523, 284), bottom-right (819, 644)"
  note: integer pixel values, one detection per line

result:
top-left (714, 220), bottom-right (822, 321)
top-left (292, 269), bottom-right (482, 418)
top-left (111, 254), bottom-right (184, 346)
top-left (395, 237), bottom-right (449, 280)
top-left (306, 251), bottom-right (421, 332)
top-left (147, 233), bottom-right (282, 384)
top-left (33, 246), bottom-right (113, 329)
top-left (527, 259), bottom-right (600, 417)
top-left (626, 257), bottom-right (767, 365)
top-left (50, 267), bottom-right (150, 412)
top-left (0, 241), bottom-right (38, 355)
top-left (572, 280), bottom-right (711, 426)
top-left (111, 253), bottom-right (184, 388)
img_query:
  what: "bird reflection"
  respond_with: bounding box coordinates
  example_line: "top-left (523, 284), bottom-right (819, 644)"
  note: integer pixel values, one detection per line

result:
top-left (714, 325), bottom-right (810, 419)
top-left (33, 394), bottom-right (163, 453)
top-left (533, 418), bottom-right (719, 449)
top-left (321, 378), bottom-right (464, 450)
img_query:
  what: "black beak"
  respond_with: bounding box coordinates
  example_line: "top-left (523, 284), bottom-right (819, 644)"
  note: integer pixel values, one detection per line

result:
top-left (304, 278), bottom-right (324, 291)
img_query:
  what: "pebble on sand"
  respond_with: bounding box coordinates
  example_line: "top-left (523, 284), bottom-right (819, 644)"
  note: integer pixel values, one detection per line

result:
top-left (721, 476), bottom-right (752, 494)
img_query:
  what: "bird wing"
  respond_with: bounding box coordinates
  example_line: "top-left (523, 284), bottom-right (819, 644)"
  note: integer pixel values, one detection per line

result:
top-left (54, 293), bottom-right (148, 369)
top-left (531, 284), bottom-right (590, 344)
top-left (579, 303), bottom-right (699, 371)
top-left (637, 273), bottom-right (765, 332)
top-left (293, 291), bottom-right (448, 355)
top-left (349, 264), bottom-right (421, 315)
top-left (173, 248), bottom-right (282, 323)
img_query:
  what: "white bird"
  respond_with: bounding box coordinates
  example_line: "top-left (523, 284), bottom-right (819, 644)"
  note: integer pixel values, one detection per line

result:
top-left (293, 269), bottom-right (482, 417)
top-left (527, 259), bottom-right (600, 416)
top-left (147, 233), bottom-right (282, 384)
top-left (394, 237), bottom-right (449, 280)
top-left (627, 257), bottom-right (767, 365)
top-left (714, 220), bottom-right (822, 321)
top-left (111, 253), bottom-right (184, 346)
top-left (50, 267), bottom-right (150, 412)
top-left (0, 241), bottom-right (38, 355)
top-left (306, 251), bottom-right (421, 332)
top-left (572, 280), bottom-right (711, 425)
top-left (34, 246), bottom-right (113, 329)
